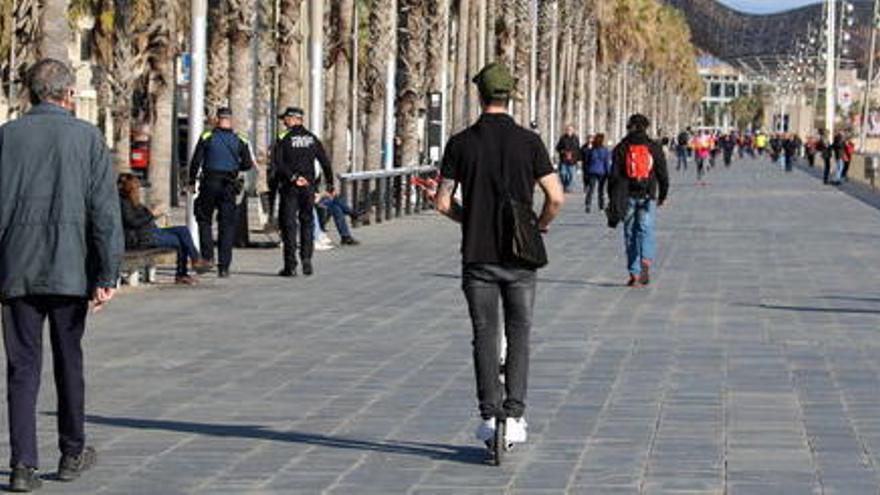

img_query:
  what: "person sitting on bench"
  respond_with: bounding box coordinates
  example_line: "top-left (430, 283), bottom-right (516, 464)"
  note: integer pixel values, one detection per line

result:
top-left (118, 174), bottom-right (211, 284)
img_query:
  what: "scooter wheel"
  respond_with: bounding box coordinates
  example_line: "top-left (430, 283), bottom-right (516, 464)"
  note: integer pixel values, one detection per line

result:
top-left (493, 418), bottom-right (506, 466)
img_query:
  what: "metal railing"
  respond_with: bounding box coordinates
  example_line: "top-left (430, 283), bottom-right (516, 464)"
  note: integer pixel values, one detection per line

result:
top-left (339, 165), bottom-right (438, 228)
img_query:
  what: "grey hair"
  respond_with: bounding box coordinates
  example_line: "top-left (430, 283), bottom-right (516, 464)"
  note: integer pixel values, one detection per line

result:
top-left (27, 59), bottom-right (75, 105)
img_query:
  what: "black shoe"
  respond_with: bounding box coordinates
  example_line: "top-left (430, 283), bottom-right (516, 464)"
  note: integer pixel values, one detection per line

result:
top-left (57, 446), bottom-right (96, 482)
top-left (640, 263), bottom-right (651, 286)
top-left (302, 260), bottom-right (313, 276)
top-left (9, 465), bottom-right (41, 492)
top-left (585, 206), bottom-right (591, 214)
top-left (340, 236), bottom-right (360, 246)
top-left (278, 268), bottom-right (297, 277)
top-left (218, 267), bottom-right (230, 278)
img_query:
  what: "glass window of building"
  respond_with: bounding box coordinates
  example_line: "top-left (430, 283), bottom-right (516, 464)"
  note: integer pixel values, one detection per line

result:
top-left (710, 83), bottom-right (722, 98)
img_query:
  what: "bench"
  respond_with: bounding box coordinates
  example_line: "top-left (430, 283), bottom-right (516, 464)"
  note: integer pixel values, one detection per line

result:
top-left (119, 248), bottom-right (176, 286)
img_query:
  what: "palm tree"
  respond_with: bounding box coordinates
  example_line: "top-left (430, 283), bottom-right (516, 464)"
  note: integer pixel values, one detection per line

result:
top-left (206, 0), bottom-right (230, 112)
top-left (144, 0), bottom-right (179, 206)
top-left (6, 0), bottom-right (41, 115)
top-left (451, 0), bottom-right (469, 132)
top-left (396, 0), bottom-right (426, 167)
top-left (40, 0), bottom-right (72, 62)
top-left (329, 0), bottom-right (354, 174)
top-left (276, 0), bottom-right (303, 109)
top-left (362, 0), bottom-right (395, 170)
top-left (228, 0), bottom-right (256, 142)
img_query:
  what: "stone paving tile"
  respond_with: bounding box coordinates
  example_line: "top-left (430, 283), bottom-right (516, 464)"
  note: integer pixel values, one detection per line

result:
top-left (1, 159), bottom-right (880, 493)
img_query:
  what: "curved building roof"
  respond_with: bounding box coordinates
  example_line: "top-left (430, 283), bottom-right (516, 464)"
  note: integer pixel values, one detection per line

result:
top-left (664, 0), bottom-right (874, 74)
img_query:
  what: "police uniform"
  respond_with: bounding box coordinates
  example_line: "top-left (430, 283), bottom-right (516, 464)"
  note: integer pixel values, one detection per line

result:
top-left (272, 109), bottom-right (333, 275)
top-left (188, 115), bottom-right (254, 276)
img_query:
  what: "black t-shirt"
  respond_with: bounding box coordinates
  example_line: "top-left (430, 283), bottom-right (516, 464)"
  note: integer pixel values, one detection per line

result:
top-left (440, 113), bottom-right (554, 264)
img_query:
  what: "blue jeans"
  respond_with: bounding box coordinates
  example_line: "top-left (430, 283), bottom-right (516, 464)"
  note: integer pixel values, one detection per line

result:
top-left (559, 163), bottom-right (576, 191)
top-left (623, 198), bottom-right (656, 276)
top-left (150, 226), bottom-right (200, 276)
top-left (318, 197), bottom-right (353, 239)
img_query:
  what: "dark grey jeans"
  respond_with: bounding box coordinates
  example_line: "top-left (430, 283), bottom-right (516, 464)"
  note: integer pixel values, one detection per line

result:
top-left (462, 263), bottom-right (536, 420)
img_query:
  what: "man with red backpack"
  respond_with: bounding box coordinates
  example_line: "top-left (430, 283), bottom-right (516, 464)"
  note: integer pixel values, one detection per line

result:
top-left (607, 114), bottom-right (670, 287)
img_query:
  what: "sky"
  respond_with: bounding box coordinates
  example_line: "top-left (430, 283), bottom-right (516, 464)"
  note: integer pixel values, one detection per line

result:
top-left (717, 0), bottom-right (822, 13)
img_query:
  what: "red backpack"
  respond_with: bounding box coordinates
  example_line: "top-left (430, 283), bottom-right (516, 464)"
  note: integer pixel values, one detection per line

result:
top-left (626, 144), bottom-right (654, 181)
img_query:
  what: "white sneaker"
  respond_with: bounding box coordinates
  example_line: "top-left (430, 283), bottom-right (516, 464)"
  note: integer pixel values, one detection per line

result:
top-left (475, 417), bottom-right (496, 443)
top-left (506, 417), bottom-right (528, 444)
top-left (314, 239), bottom-right (335, 251)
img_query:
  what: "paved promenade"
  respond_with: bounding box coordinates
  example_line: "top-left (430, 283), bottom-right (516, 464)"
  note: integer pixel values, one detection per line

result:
top-left (3, 158), bottom-right (880, 494)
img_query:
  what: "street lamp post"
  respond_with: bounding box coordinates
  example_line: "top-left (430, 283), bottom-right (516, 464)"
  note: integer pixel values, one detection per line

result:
top-left (186, 0), bottom-right (208, 243)
top-left (825, 0), bottom-right (837, 137)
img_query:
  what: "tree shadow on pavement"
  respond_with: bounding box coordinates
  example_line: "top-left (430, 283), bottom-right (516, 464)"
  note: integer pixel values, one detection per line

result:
top-left (81, 415), bottom-right (488, 465)
top-left (736, 302), bottom-right (880, 315)
top-left (423, 272), bottom-right (619, 288)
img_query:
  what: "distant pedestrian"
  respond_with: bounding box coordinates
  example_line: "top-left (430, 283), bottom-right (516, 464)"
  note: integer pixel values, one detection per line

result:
top-left (555, 125), bottom-right (580, 193)
top-left (675, 129), bottom-right (690, 171)
top-left (607, 114), bottom-right (670, 287)
top-left (188, 107), bottom-right (255, 278)
top-left (818, 129), bottom-right (833, 184)
top-left (783, 134), bottom-right (800, 173)
top-left (0, 59), bottom-right (124, 491)
top-left (272, 107), bottom-right (334, 277)
top-left (435, 63), bottom-right (564, 450)
top-left (693, 131), bottom-right (711, 183)
top-left (582, 133), bottom-right (612, 213)
top-left (841, 135), bottom-right (855, 182)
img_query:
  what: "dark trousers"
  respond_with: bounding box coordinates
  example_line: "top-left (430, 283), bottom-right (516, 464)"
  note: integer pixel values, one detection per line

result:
top-left (842, 160), bottom-right (851, 180)
top-left (195, 178), bottom-right (237, 269)
top-left (584, 174), bottom-right (607, 211)
top-left (279, 185), bottom-right (314, 269)
top-left (462, 264), bottom-right (536, 420)
top-left (823, 155), bottom-right (832, 183)
top-left (150, 226), bottom-right (199, 276)
top-left (2, 296), bottom-right (89, 468)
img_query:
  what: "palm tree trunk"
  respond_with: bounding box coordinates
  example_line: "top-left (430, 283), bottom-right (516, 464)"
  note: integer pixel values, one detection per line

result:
top-left (363, 0), bottom-right (395, 170)
top-left (466, 0), bottom-right (480, 122)
top-left (39, 0), bottom-right (71, 62)
top-left (452, 0), bottom-right (469, 132)
top-left (277, 0), bottom-right (304, 109)
top-left (207, 0), bottom-right (231, 112)
top-left (329, 0), bottom-right (354, 174)
top-left (397, 0), bottom-right (427, 168)
top-left (229, 0), bottom-right (257, 141)
top-left (513, 0), bottom-right (530, 126)
top-left (146, 0), bottom-right (178, 208)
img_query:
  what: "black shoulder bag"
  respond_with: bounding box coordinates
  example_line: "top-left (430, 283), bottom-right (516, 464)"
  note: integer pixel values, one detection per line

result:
top-left (495, 134), bottom-right (548, 270)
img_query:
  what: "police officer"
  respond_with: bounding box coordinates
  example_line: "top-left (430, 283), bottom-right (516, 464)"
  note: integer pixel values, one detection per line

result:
top-left (188, 107), bottom-right (255, 278)
top-left (272, 107), bottom-right (333, 277)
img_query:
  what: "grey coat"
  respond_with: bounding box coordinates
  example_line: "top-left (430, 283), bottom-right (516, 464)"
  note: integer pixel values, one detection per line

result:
top-left (0, 103), bottom-right (123, 300)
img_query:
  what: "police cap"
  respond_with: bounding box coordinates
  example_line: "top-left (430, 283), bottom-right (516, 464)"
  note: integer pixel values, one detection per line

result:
top-left (279, 107), bottom-right (305, 119)
top-left (216, 107), bottom-right (233, 118)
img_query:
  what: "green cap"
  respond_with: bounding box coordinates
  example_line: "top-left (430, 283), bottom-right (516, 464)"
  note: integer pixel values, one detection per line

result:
top-left (472, 63), bottom-right (515, 99)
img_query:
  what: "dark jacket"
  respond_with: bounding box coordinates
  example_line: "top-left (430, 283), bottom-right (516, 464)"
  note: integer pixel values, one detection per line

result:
top-left (120, 197), bottom-right (157, 249)
top-left (606, 131), bottom-right (670, 228)
top-left (272, 125), bottom-right (334, 190)
top-left (583, 146), bottom-right (612, 176)
top-left (0, 103), bottom-right (123, 299)
top-left (188, 128), bottom-right (254, 184)
top-left (556, 134), bottom-right (580, 163)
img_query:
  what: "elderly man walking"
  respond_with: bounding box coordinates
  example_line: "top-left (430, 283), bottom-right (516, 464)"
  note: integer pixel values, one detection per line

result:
top-left (0, 59), bottom-right (123, 492)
